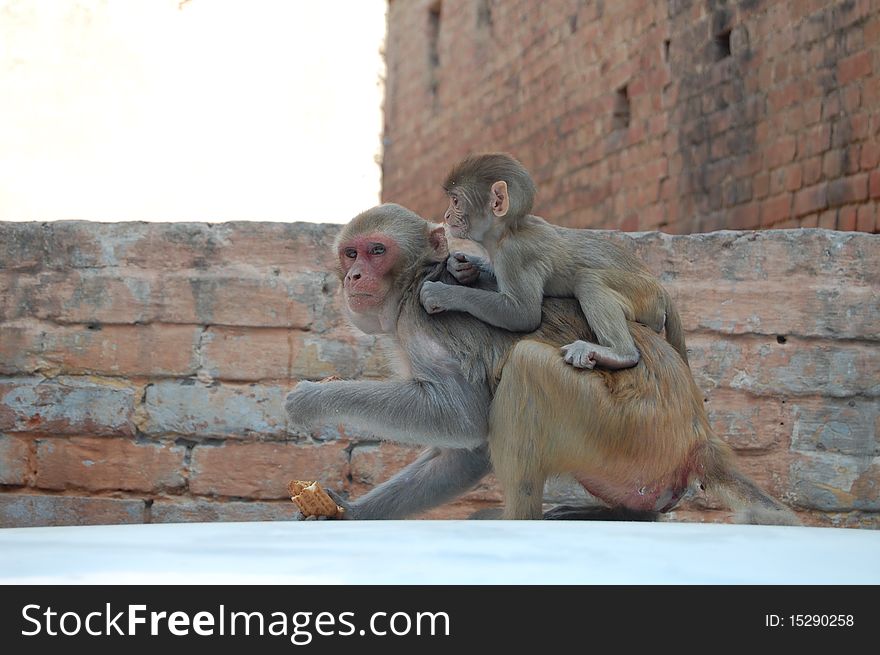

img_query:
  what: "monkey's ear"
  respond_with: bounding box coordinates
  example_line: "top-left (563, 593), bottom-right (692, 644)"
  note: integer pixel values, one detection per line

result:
top-left (427, 225), bottom-right (449, 262)
top-left (490, 180), bottom-right (509, 217)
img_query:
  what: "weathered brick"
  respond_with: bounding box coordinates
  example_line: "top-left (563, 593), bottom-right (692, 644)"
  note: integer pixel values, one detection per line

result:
top-left (728, 203), bottom-right (760, 230)
top-left (0, 435), bottom-right (31, 485)
top-left (619, 230), bottom-right (879, 294)
top-left (150, 499), bottom-right (296, 523)
top-left (157, 271), bottom-right (325, 328)
top-left (798, 214), bottom-right (819, 228)
top-left (64, 220), bottom-right (331, 273)
top-left (42, 222), bottom-right (149, 269)
top-left (817, 209), bottom-right (838, 230)
top-left (759, 194), bottom-right (791, 226)
top-left (789, 396), bottom-right (879, 458)
top-left (0, 376), bottom-right (136, 436)
top-left (189, 440), bottom-right (349, 499)
top-left (200, 325), bottom-right (387, 382)
top-left (0, 223), bottom-right (44, 270)
top-left (797, 123), bottom-right (831, 158)
top-left (208, 222), bottom-right (339, 271)
top-left (49, 323), bottom-right (200, 378)
top-left (838, 205), bottom-right (858, 231)
top-left (200, 327), bottom-right (298, 381)
top-left (801, 156), bottom-right (823, 186)
top-left (703, 390), bottom-right (789, 452)
top-left (1, 321), bottom-right (200, 377)
top-left (860, 141), bottom-right (880, 171)
top-left (141, 381), bottom-right (289, 438)
top-left (0, 494), bottom-right (145, 528)
top-left (764, 136), bottom-right (797, 169)
top-left (792, 183), bottom-right (828, 217)
top-left (870, 170), bottom-right (880, 199)
top-left (791, 452), bottom-right (880, 511)
top-left (838, 50), bottom-right (872, 85)
top-left (827, 174), bottom-right (869, 207)
top-left (0, 269), bottom-right (159, 324)
top-left (672, 279), bottom-right (878, 340)
top-left (856, 204), bottom-right (876, 233)
top-left (0, 322), bottom-right (38, 375)
top-left (35, 437), bottom-right (186, 493)
top-left (687, 335), bottom-right (879, 398)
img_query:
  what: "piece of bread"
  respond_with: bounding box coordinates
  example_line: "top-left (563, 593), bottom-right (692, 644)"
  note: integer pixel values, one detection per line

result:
top-left (288, 479), bottom-right (344, 518)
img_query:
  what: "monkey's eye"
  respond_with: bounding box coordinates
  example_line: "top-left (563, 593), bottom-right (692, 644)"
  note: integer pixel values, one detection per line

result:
top-left (343, 248), bottom-right (357, 259)
top-left (370, 243), bottom-right (386, 255)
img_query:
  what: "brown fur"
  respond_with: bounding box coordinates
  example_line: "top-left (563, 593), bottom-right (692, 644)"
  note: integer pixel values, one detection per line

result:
top-left (490, 330), bottom-right (797, 524)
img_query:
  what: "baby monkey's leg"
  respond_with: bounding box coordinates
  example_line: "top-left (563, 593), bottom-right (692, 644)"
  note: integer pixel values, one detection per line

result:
top-left (562, 276), bottom-right (640, 370)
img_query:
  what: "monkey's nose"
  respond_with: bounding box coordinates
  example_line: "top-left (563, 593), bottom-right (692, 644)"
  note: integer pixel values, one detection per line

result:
top-left (349, 272), bottom-right (361, 281)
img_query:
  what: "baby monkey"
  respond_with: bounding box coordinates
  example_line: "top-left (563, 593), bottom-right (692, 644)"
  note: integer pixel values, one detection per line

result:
top-left (419, 153), bottom-right (688, 370)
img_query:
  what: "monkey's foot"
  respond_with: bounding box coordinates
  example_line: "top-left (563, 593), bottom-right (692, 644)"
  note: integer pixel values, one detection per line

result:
top-left (560, 340), bottom-right (597, 369)
top-left (560, 341), bottom-right (639, 370)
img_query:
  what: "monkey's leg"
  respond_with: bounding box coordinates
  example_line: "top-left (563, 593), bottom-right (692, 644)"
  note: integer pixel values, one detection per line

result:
top-left (338, 446), bottom-right (491, 520)
top-left (490, 343), bottom-right (549, 520)
top-left (563, 277), bottom-right (640, 370)
top-left (490, 424), bottom-right (545, 519)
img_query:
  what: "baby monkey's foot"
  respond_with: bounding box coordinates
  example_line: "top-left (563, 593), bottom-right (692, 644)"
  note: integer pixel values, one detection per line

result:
top-left (561, 341), bottom-right (640, 370)
top-left (560, 340), bottom-right (598, 369)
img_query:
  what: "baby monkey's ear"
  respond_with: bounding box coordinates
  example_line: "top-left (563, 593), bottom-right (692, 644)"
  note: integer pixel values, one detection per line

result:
top-left (490, 180), bottom-right (510, 217)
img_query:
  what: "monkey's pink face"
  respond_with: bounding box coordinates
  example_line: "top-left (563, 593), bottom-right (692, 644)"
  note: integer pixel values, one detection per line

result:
top-left (338, 233), bottom-right (401, 314)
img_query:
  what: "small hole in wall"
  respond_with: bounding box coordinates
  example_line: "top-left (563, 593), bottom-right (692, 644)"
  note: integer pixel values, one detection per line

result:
top-left (714, 29), bottom-right (732, 61)
top-left (428, 1), bottom-right (441, 69)
top-left (776, 335), bottom-right (787, 344)
top-left (613, 85), bottom-right (630, 130)
top-left (663, 39), bottom-right (670, 62)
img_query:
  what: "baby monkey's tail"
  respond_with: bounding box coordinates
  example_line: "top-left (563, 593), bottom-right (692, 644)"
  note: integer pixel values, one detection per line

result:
top-left (663, 299), bottom-right (690, 367)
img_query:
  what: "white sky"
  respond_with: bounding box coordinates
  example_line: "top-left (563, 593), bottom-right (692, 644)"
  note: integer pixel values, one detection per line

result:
top-left (0, 0), bottom-right (386, 223)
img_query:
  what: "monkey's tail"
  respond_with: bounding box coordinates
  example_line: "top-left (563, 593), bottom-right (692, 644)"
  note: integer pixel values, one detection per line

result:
top-left (663, 302), bottom-right (690, 366)
top-left (699, 436), bottom-right (801, 526)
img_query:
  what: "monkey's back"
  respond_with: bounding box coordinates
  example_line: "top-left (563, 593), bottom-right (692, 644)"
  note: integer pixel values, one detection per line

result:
top-left (499, 215), bottom-right (654, 297)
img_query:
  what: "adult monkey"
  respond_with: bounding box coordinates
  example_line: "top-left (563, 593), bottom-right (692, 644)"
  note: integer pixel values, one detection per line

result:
top-left (285, 204), bottom-right (797, 524)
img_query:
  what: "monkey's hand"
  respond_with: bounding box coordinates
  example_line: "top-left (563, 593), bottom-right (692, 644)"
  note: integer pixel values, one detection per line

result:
top-left (325, 489), bottom-right (358, 520)
top-left (420, 279), bottom-right (456, 314)
top-left (446, 252), bottom-right (481, 285)
top-left (284, 380), bottom-right (325, 433)
top-left (292, 488), bottom-right (355, 521)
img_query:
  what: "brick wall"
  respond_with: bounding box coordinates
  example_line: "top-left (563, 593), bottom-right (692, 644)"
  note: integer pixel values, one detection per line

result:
top-left (381, 0), bottom-right (879, 233)
top-left (0, 221), bottom-right (877, 528)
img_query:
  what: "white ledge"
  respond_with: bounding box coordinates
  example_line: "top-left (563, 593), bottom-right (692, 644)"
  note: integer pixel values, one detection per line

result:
top-left (1, 520), bottom-right (878, 584)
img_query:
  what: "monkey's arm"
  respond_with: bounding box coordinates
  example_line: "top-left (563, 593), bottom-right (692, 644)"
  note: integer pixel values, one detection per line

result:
top-left (332, 446), bottom-right (491, 519)
top-left (420, 271), bottom-right (544, 332)
top-left (285, 340), bottom-right (490, 450)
